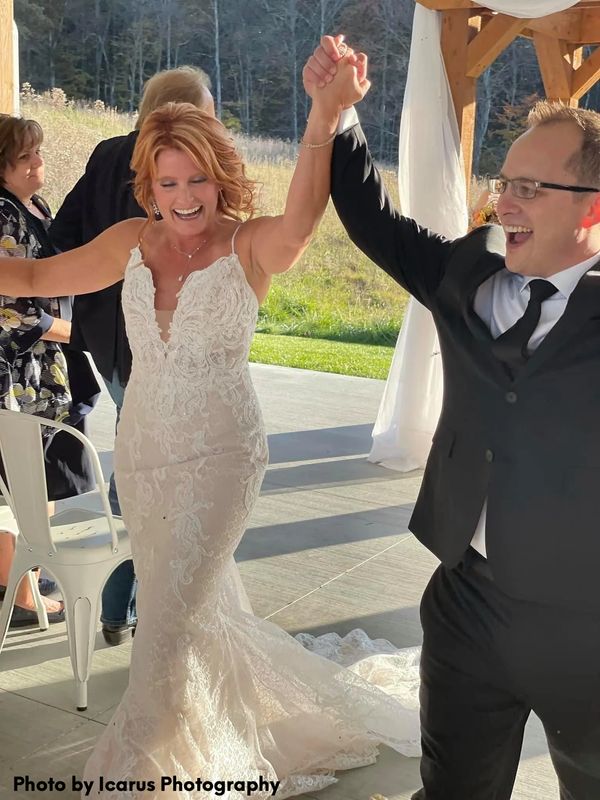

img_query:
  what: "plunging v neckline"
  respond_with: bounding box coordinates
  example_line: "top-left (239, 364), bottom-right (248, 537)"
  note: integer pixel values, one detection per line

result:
top-left (129, 245), bottom-right (253, 350)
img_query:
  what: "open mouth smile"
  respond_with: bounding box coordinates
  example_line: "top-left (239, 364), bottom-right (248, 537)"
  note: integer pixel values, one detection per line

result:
top-left (173, 205), bottom-right (202, 220)
top-left (504, 224), bottom-right (533, 246)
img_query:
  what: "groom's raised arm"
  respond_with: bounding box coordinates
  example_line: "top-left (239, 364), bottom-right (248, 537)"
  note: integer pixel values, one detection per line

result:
top-left (305, 36), bottom-right (454, 308)
top-left (332, 116), bottom-right (453, 307)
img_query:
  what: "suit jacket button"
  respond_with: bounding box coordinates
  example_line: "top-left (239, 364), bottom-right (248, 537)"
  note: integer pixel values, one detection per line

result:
top-left (505, 391), bottom-right (517, 403)
top-left (485, 449), bottom-right (494, 463)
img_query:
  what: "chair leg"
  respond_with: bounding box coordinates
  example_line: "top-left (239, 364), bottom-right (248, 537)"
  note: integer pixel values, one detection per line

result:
top-left (61, 577), bottom-right (103, 712)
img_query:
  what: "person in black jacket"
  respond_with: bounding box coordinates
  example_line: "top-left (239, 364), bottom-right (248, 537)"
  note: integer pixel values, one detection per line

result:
top-left (51, 66), bottom-right (213, 645)
top-left (306, 37), bottom-right (600, 800)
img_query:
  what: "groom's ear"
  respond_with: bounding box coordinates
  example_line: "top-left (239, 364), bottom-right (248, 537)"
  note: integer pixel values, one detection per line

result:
top-left (581, 194), bottom-right (600, 229)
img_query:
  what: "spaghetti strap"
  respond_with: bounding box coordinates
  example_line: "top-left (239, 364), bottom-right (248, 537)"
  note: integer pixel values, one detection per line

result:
top-left (230, 224), bottom-right (243, 256)
top-left (137, 218), bottom-right (151, 250)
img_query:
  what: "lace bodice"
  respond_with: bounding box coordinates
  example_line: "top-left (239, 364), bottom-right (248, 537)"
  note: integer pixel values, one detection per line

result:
top-left (118, 246), bottom-right (267, 467)
top-left (123, 246), bottom-right (258, 361)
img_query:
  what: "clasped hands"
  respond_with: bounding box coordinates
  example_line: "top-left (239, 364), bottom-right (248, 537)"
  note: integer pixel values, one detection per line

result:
top-left (302, 34), bottom-right (371, 114)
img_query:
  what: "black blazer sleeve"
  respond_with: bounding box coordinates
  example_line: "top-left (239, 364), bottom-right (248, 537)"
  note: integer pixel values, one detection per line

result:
top-left (331, 122), bottom-right (456, 309)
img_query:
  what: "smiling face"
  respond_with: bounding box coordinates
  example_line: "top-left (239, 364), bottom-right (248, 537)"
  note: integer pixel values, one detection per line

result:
top-left (2, 136), bottom-right (44, 202)
top-left (496, 121), bottom-right (600, 277)
top-left (152, 147), bottom-right (220, 237)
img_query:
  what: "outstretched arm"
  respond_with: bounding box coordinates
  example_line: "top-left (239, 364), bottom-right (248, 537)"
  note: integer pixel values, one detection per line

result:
top-left (305, 36), bottom-right (453, 307)
top-left (0, 219), bottom-right (139, 299)
top-left (246, 44), bottom-right (370, 276)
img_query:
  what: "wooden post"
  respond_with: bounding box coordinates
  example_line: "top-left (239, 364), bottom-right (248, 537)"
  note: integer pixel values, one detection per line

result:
top-left (441, 9), bottom-right (481, 190)
top-left (572, 46), bottom-right (600, 100)
top-left (0, 0), bottom-right (15, 114)
top-left (534, 32), bottom-right (578, 105)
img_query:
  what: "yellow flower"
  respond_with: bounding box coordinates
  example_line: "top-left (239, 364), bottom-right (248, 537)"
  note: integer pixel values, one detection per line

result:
top-left (49, 362), bottom-right (67, 386)
top-left (0, 236), bottom-right (27, 258)
top-left (0, 308), bottom-right (23, 331)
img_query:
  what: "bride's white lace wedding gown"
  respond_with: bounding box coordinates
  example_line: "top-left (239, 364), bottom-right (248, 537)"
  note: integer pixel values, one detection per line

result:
top-left (83, 235), bottom-right (421, 799)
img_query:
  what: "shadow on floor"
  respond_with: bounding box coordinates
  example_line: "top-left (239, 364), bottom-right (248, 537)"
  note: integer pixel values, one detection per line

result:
top-left (238, 506), bottom-right (414, 561)
top-left (267, 424), bottom-right (375, 464)
top-left (263, 456), bottom-right (420, 494)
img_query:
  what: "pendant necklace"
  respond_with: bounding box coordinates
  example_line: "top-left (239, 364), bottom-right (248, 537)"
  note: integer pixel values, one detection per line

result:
top-left (171, 239), bottom-right (207, 282)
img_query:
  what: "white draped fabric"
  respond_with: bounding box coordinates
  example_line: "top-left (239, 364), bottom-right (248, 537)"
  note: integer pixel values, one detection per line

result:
top-left (368, 0), bottom-right (580, 471)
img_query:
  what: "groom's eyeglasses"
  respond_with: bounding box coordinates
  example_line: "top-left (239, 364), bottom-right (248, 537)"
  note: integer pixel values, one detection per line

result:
top-left (488, 176), bottom-right (600, 200)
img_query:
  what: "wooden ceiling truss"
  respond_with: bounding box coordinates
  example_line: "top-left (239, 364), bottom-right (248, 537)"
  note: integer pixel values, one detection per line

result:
top-left (418, 1), bottom-right (600, 185)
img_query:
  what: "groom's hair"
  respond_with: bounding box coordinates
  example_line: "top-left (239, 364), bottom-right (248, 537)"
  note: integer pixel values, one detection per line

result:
top-left (527, 101), bottom-right (600, 190)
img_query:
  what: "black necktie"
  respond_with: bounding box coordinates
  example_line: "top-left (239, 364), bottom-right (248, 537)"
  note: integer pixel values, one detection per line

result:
top-left (491, 279), bottom-right (558, 371)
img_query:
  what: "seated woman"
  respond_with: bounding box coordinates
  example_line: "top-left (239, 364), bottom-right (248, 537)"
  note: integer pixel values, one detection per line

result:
top-left (0, 114), bottom-right (99, 627)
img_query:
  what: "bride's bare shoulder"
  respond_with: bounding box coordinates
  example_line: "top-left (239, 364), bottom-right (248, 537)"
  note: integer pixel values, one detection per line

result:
top-left (98, 218), bottom-right (149, 261)
top-left (106, 217), bottom-right (148, 243)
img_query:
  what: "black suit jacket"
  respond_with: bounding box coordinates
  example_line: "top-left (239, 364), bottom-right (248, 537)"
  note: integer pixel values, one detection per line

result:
top-left (50, 130), bottom-right (144, 384)
top-left (332, 122), bottom-right (600, 612)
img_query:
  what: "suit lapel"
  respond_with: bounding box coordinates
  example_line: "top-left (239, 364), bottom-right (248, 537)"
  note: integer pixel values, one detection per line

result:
top-left (437, 225), bottom-right (506, 345)
top-left (461, 252), bottom-right (505, 345)
top-left (518, 267), bottom-right (600, 379)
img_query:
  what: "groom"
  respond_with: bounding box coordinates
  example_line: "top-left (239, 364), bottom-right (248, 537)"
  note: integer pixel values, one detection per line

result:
top-left (306, 36), bottom-right (600, 800)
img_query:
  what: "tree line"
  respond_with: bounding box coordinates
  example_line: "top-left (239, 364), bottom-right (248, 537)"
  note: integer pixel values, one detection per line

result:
top-left (14, 0), bottom-right (600, 172)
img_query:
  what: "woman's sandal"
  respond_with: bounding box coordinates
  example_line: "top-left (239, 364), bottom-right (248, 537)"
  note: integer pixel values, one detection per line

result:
top-left (8, 604), bottom-right (65, 628)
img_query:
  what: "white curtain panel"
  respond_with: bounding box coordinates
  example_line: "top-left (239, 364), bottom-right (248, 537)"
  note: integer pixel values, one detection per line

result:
top-left (368, 0), bottom-right (579, 471)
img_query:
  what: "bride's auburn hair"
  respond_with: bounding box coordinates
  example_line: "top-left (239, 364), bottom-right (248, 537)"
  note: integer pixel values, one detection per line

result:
top-left (132, 102), bottom-right (256, 220)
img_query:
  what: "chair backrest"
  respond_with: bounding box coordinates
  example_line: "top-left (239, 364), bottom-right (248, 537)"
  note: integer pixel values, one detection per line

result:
top-left (0, 409), bottom-right (119, 554)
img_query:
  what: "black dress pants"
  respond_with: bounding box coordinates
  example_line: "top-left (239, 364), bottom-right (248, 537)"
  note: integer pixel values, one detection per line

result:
top-left (414, 549), bottom-right (600, 800)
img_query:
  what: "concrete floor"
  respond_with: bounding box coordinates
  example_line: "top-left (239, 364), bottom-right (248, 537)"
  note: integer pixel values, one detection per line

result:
top-left (0, 364), bottom-right (557, 799)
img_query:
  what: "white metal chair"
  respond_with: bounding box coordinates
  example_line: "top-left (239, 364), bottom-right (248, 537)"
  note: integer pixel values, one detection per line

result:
top-left (0, 409), bottom-right (131, 711)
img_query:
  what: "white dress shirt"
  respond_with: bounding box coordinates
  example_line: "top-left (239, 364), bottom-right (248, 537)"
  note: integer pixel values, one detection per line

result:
top-left (470, 253), bottom-right (600, 556)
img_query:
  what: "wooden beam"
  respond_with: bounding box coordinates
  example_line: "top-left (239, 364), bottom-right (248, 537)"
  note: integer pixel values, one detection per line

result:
top-left (418, 0), bottom-right (600, 11)
top-left (578, 10), bottom-right (600, 43)
top-left (523, 11), bottom-right (582, 42)
top-left (567, 45), bottom-right (583, 71)
top-left (572, 46), bottom-right (600, 98)
top-left (534, 32), bottom-right (577, 103)
top-left (441, 9), bottom-right (480, 190)
top-left (466, 14), bottom-right (526, 78)
top-left (0, 0), bottom-right (15, 114)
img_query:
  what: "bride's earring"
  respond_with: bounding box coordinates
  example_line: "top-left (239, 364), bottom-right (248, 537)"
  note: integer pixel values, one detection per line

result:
top-left (151, 200), bottom-right (162, 220)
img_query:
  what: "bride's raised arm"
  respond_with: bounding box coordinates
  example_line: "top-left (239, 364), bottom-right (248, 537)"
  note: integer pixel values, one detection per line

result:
top-left (0, 218), bottom-right (140, 298)
top-left (246, 47), bottom-right (370, 276)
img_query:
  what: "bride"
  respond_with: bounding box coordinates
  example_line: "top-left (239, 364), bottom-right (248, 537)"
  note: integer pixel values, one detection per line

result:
top-left (0, 49), bottom-right (420, 798)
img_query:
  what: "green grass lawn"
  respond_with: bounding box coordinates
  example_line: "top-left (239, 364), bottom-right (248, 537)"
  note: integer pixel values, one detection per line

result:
top-left (250, 333), bottom-right (394, 379)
